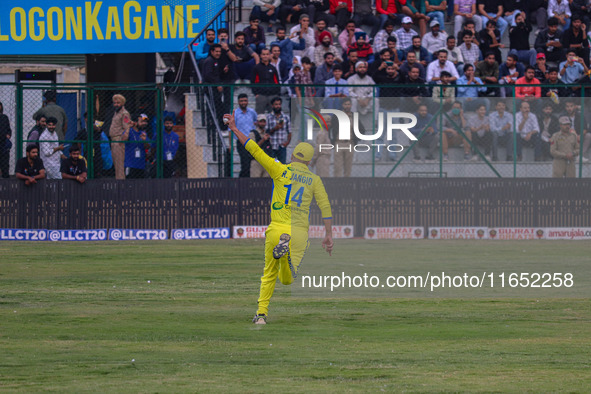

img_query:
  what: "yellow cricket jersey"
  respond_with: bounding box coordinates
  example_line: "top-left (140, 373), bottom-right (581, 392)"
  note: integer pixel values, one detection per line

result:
top-left (244, 139), bottom-right (332, 229)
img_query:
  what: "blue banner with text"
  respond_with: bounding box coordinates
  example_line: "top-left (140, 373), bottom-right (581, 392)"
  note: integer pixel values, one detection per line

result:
top-left (0, 0), bottom-right (225, 54)
top-left (108, 229), bottom-right (169, 241)
top-left (171, 228), bottom-right (230, 240)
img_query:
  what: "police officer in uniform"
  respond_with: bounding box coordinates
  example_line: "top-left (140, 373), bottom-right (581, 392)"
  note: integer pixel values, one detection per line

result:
top-left (550, 116), bottom-right (580, 178)
top-left (109, 94), bottom-right (132, 180)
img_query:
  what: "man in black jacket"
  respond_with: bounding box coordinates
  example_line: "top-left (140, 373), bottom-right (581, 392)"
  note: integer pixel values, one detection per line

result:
top-left (508, 12), bottom-right (536, 66)
top-left (400, 65), bottom-right (429, 113)
top-left (561, 16), bottom-right (590, 67)
top-left (252, 48), bottom-right (281, 113)
top-left (202, 44), bottom-right (232, 126)
top-left (571, 0), bottom-right (591, 27)
top-left (534, 18), bottom-right (564, 64)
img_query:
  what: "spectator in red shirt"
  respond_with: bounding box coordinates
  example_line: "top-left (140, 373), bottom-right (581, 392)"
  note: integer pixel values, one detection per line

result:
top-left (347, 31), bottom-right (375, 62)
top-left (329, 0), bottom-right (353, 30)
top-left (377, 0), bottom-right (409, 29)
top-left (515, 66), bottom-right (541, 101)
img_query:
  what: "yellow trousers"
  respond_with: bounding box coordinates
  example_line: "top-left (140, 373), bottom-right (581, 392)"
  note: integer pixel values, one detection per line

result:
top-left (256, 224), bottom-right (309, 316)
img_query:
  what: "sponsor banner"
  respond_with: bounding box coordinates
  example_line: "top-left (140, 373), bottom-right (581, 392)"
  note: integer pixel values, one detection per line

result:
top-left (108, 229), bottom-right (168, 241)
top-left (0, 0), bottom-right (224, 55)
top-left (171, 228), bottom-right (230, 240)
top-left (364, 227), bottom-right (424, 240)
top-left (539, 228), bottom-right (591, 240)
top-left (309, 225), bottom-right (354, 239)
top-left (48, 229), bottom-right (108, 241)
top-left (233, 226), bottom-right (268, 239)
top-left (428, 227), bottom-right (488, 240)
top-left (0, 229), bottom-right (48, 241)
top-left (487, 228), bottom-right (543, 240)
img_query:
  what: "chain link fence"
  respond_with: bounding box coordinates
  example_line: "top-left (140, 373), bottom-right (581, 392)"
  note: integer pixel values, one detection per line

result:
top-left (1, 82), bottom-right (590, 179)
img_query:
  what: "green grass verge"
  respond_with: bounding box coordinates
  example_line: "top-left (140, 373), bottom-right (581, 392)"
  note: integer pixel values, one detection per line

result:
top-left (0, 240), bottom-right (590, 392)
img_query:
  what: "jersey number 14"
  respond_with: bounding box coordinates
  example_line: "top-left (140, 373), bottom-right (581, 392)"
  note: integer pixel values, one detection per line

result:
top-left (284, 184), bottom-right (304, 207)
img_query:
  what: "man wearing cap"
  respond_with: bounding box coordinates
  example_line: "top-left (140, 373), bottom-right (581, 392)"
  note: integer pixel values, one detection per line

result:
top-left (347, 31), bottom-right (374, 62)
top-left (425, 0), bottom-right (447, 31)
top-left (533, 53), bottom-right (548, 82)
top-left (124, 114), bottom-right (151, 179)
top-left (109, 94), bottom-right (132, 180)
top-left (395, 17), bottom-right (418, 50)
top-left (551, 116), bottom-right (580, 177)
top-left (249, 114), bottom-right (272, 177)
top-left (224, 113), bottom-right (334, 325)
top-left (423, 20), bottom-right (449, 54)
top-left (290, 14), bottom-right (316, 59)
top-left (347, 61), bottom-right (376, 133)
top-left (560, 99), bottom-right (591, 162)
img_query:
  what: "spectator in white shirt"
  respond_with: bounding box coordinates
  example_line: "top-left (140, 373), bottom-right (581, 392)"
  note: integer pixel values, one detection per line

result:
top-left (422, 20), bottom-right (449, 54)
top-left (515, 101), bottom-right (542, 161)
top-left (290, 14), bottom-right (316, 58)
top-left (39, 117), bottom-right (65, 179)
top-left (426, 50), bottom-right (460, 82)
top-left (548, 0), bottom-right (572, 30)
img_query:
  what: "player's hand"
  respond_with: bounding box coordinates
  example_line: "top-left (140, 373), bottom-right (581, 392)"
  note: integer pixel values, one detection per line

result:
top-left (322, 235), bottom-right (333, 256)
top-left (223, 114), bottom-right (236, 129)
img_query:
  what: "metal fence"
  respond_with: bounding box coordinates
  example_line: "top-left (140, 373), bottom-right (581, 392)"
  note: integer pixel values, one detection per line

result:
top-left (1, 178), bottom-right (590, 234)
top-left (1, 82), bottom-right (591, 180)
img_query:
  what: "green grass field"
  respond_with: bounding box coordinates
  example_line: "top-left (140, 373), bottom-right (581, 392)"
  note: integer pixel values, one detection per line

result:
top-left (1, 240), bottom-right (590, 392)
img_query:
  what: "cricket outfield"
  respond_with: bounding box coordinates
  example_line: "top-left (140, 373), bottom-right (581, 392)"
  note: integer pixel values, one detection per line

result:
top-left (1, 240), bottom-right (590, 392)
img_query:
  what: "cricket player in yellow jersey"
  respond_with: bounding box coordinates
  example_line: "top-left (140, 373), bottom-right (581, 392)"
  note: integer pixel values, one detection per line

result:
top-left (225, 114), bottom-right (334, 325)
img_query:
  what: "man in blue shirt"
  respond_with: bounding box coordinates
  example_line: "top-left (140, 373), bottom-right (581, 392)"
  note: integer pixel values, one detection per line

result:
top-left (125, 114), bottom-right (150, 179)
top-left (161, 116), bottom-right (180, 178)
top-left (233, 94), bottom-right (259, 177)
top-left (194, 29), bottom-right (216, 62)
top-left (456, 63), bottom-right (488, 111)
top-left (270, 26), bottom-right (306, 69)
top-left (559, 50), bottom-right (589, 84)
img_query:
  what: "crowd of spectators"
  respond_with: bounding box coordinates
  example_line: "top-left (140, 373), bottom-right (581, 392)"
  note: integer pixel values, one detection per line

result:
top-left (195, 1), bottom-right (591, 175)
top-left (1, 92), bottom-right (184, 185)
